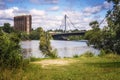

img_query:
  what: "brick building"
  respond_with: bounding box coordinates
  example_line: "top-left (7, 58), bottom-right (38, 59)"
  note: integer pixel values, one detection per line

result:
top-left (14, 15), bottom-right (32, 34)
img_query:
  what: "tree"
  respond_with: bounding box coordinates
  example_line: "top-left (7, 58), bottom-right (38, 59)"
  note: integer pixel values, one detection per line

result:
top-left (29, 28), bottom-right (42, 40)
top-left (89, 21), bottom-right (99, 29)
top-left (39, 27), bottom-right (52, 57)
top-left (85, 21), bottom-right (102, 48)
top-left (20, 32), bottom-right (29, 40)
top-left (107, 0), bottom-right (119, 4)
top-left (3, 23), bottom-right (13, 33)
top-left (0, 31), bottom-right (23, 68)
top-left (105, 0), bottom-right (120, 53)
top-left (39, 27), bottom-right (57, 58)
top-left (85, 0), bottom-right (120, 54)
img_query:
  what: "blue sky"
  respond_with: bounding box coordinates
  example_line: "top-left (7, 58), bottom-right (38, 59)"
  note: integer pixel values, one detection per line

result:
top-left (0, 0), bottom-right (112, 30)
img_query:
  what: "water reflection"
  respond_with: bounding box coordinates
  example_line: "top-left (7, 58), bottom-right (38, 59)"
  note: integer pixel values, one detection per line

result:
top-left (20, 40), bottom-right (44, 58)
top-left (20, 40), bottom-right (99, 58)
top-left (22, 48), bottom-right (32, 58)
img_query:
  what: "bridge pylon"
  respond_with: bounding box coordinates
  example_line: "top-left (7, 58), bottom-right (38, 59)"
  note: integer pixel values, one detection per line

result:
top-left (64, 14), bottom-right (67, 33)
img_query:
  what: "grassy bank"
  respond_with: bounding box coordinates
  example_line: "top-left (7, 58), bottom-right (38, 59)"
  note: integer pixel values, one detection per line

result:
top-left (0, 55), bottom-right (120, 80)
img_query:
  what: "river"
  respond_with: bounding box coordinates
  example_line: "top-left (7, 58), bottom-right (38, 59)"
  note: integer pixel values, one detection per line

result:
top-left (20, 40), bottom-right (99, 58)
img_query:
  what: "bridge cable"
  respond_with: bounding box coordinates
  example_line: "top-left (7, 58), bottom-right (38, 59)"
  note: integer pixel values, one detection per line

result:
top-left (66, 18), bottom-right (73, 31)
top-left (65, 10), bottom-right (83, 30)
top-left (66, 15), bottom-right (81, 30)
top-left (59, 18), bottom-right (65, 31)
top-left (99, 7), bottom-right (114, 26)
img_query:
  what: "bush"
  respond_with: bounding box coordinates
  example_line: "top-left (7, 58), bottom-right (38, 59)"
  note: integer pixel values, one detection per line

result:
top-left (80, 51), bottom-right (94, 57)
top-left (30, 57), bottom-right (42, 62)
top-left (50, 49), bottom-right (58, 58)
top-left (0, 32), bottom-right (23, 69)
top-left (98, 49), bottom-right (106, 57)
top-left (104, 53), bottom-right (119, 59)
top-left (73, 54), bottom-right (79, 58)
top-left (39, 27), bottom-right (57, 58)
top-left (22, 59), bottom-right (30, 68)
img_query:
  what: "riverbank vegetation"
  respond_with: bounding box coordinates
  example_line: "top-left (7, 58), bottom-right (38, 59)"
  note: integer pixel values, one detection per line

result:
top-left (0, 26), bottom-right (29, 71)
top-left (85, 0), bottom-right (120, 55)
top-left (39, 27), bottom-right (57, 58)
top-left (0, 54), bottom-right (120, 80)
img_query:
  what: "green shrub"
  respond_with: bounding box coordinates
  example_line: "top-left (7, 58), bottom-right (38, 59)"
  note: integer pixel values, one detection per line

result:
top-left (39, 27), bottom-right (58, 58)
top-left (104, 53), bottom-right (119, 59)
top-left (22, 59), bottom-right (30, 67)
top-left (39, 28), bottom-right (52, 56)
top-left (49, 49), bottom-right (58, 58)
top-left (30, 57), bottom-right (43, 62)
top-left (80, 51), bottom-right (94, 57)
top-left (73, 54), bottom-right (79, 58)
top-left (98, 49), bottom-right (106, 57)
top-left (0, 32), bottom-right (24, 69)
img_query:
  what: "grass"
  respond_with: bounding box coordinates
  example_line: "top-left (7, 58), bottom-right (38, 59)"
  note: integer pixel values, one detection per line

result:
top-left (0, 56), bottom-right (120, 80)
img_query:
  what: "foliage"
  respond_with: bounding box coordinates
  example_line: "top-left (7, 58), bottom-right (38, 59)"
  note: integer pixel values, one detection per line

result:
top-left (68, 35), bottom-right (84, 40)
top-left (73, 54), bottom-right (79, 58)
top-left (0, 31), bottom-right (23, 69)
top-left (107, 0), bottom-right (120, 4)
top-left (103, 0), bottom-right (120, 54)
top-left (1, 23), bottom-right (29, 40)
top-left (39, 27), bottom-right (57, 58)
top-left (103, 53), bottom-right (119, 59)
top-left (12, 31), bottom-right (30, 40)
top-left (98, 49), bottom-right (106, 57)
top-left (80, 51), bottom-right (94, 57)
top-left (30, 57), bottom-right (43, 62)
top-left (48, 29), bottom-right (64, 32)
top-left (50, 49), bottom-right (58, 58)
top-left (0, 27), bottom-right (2, 30)
top-left (2, 23), bottom-right (14, 33)
top-left (85, 21), bottom-right (102, 48)
top-left (85, 0), bottom-right (120, 54)
top-left (20, 32), bottom-right (29, 40)
top-left (29, 28), bottom-right (42, 40)
top-left (89, 21), bottom-right (99, 29)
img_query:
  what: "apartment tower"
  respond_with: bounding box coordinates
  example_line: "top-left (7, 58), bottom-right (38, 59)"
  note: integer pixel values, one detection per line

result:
top-left (14, 15), bottom-right (32, 34)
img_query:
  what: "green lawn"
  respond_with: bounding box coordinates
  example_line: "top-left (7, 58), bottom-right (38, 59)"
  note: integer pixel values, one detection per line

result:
top-left (1, 57), bottom-right (120, 80)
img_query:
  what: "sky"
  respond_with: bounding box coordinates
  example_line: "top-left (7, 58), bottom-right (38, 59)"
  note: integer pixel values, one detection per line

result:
top-left (0, 0), bottom-right (113, 30)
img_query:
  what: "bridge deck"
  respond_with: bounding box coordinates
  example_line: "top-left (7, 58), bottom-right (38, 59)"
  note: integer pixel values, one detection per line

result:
top-left (52, 31), bottom-right (86, 40)
top-left (52, 32), bottom-right (85, 36)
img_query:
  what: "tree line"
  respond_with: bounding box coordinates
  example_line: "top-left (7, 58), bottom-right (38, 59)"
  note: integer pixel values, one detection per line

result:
top-left (85, 0), bottom-right (120, 54)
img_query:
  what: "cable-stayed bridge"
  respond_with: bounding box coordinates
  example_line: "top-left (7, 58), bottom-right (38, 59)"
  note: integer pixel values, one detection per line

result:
top-left (51, 6), bottom-right (113, 40)
top-left (51, 15), bottom-right (86, 40)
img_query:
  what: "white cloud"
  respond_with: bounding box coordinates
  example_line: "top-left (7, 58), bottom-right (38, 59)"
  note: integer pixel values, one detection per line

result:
top-left (30, 0), bottom-right (59, 4)
top-left (4, 7), bottom-right (58, 30)
top-left (83, 6), bottom-right (102, 14)
top-left (83, 1), bottom-right (112, 15)
top-left (30, 9), bottom-right (46, 16)
top-left (32, 15), bottom-right (63, 30)
top-left (48, 6), bottom-right (59, 11)
top-left (0, 7), bottom-right (27, 18)
top-left (0, 7), bottom-right (46, 29)
top-left (103, 1), bottom-right (112, 9)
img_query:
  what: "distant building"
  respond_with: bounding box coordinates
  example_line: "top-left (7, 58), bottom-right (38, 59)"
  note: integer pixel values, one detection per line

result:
top-left (14, 15), bottom-right (32, 34)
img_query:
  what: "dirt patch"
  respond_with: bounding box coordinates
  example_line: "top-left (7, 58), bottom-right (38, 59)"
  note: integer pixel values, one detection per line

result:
top-left (32, 59), bottom-right (77, 68)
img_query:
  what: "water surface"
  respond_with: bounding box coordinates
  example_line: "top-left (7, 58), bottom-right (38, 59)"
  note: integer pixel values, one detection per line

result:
top-left (21, 40), bottom-right (99, 58)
